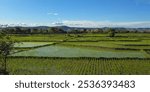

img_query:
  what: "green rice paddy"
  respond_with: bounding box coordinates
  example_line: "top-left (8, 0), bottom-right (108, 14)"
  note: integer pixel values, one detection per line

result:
top-left (14, 42), bottom-right (54, 48)
top-left (1, 33), bottom-right (150, 75)
top-left (12, 45), bottom-right (146, 58)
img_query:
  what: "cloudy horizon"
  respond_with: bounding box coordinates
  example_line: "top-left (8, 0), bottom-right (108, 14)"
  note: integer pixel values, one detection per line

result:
top-left (1, 20), bottom-right (150, 28)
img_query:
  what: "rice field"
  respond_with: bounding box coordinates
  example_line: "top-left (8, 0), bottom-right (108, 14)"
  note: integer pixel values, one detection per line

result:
top-left (14, 42), bottom-right (54, 48)
top-left (1, 33), bottom-right (150, 75)
top-left (12, 45), bottom-right (146, 58)
top-left (7, 58), bottom-right (150, 75)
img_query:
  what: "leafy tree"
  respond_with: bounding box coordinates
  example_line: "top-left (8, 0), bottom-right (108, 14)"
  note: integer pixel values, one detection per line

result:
top-left (48, 27), bottom-right (65, 33)
top-left (0, 32), bottom-right (15, 74)
top-left (108, 28), bottom-right (116, 37)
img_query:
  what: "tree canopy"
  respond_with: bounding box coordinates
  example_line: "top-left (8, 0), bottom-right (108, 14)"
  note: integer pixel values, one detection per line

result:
top-left (107, 28), bottom-right (116, 37)
top-left (0, 32), bottom-right (15, 74)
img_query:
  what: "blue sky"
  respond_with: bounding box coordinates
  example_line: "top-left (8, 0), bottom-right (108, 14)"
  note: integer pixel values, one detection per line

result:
top-left (0, 0), bottom-right (150, 27)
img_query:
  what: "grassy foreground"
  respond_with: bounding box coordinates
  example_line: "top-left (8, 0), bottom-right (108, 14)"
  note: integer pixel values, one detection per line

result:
top-left (6, 57), bottom-right (150, 75)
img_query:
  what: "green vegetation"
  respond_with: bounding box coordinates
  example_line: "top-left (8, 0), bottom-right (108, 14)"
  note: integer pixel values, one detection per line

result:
top-left (0, 32), bottom-right (15, 74)
top-left (14, 42), bottom-right (55, 50)
top-left (14, 42), bottom-right (54, 48)
top-left (12, 45), bottom-right (146, 58)
top-left (11, 34), bottom-right (67, 42)
top-left (108, 28), bottom-right (116, 37)
top-left (7, 58), bottom-right (150, 75)
top-left (1, 30), bottom-right (150, 75)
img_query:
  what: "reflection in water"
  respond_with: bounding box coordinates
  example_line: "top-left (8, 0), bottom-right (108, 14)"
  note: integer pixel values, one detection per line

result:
top-left (12, 45), bottom-right (146, 58)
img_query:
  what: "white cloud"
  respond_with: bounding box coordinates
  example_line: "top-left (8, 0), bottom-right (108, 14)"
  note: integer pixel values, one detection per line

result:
top-left (52, 20), bottom-right (150, 28)
top-left (1, 20), bottom-right (150, 28)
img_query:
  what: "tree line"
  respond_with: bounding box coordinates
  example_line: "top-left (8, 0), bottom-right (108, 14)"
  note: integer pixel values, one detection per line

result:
top-left (0, 27), bottom-right (150, 34)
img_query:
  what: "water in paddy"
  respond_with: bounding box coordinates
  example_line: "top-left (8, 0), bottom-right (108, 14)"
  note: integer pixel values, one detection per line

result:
top-left (14, 42), bottom-right (53, 48)
top-left (12, 45), bottom-right (146, 58)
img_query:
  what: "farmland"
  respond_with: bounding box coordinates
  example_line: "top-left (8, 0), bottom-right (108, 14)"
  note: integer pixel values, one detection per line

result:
top-left (1, 0), bottom-right (150, 76)
top-left (1, 33), bottom-right (150, 75)
top-left (14, 42), bottom-right (54, 48)
top-left (7, 58), bottom-right (150, 75)
top-left (12, 45), bottom-right (146, 58)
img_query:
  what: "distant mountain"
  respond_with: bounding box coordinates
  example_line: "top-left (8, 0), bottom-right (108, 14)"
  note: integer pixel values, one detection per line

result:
top-left (1, 24), bottom-right (150, 32)
top-left (30, 26), bottom-right (50, 30)
top-left (54, 26), bottom-right (73, 31)
top-left (0, 24), bottom-right (9, 28)
top-left (31, 26), bottom-right (74, 31)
